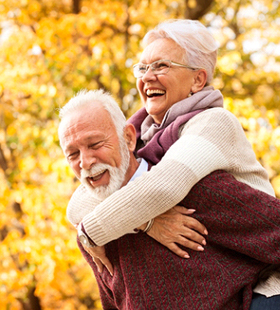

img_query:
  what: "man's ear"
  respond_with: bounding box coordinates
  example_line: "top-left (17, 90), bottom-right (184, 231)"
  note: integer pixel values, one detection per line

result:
top-left (191, 69), bottom-right (207, 93)
top-left (123, 123), bottom-right (137, 152)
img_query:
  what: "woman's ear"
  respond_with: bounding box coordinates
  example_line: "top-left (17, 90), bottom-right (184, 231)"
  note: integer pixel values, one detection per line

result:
top-left (191, 69), bottom-right (207, 93)
top-left (123, 123), bottom-right (137, 152)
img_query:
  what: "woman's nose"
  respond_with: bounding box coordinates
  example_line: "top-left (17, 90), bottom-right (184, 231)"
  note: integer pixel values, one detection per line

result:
top-left (141, 66), bottom-right (157, 82)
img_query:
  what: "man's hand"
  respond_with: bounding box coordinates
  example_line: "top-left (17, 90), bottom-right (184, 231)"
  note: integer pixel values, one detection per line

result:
top-left (82, 245), bottom-right (114, 276)
top-left (147, 206), bottom-right (208, 258)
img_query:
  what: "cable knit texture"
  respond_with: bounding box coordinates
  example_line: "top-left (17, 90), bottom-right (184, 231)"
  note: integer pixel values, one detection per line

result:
top-left (67, 90), bottom-right (274, 244)
top-left (78, 170), bottom-right (280, 309)
top-left (66, 86), bottom-right (279, 299)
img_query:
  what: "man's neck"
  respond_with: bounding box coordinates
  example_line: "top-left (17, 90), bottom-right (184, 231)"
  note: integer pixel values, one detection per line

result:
top-left (122, 156), bottom-right (149, 186)
top-left (129, 158), bottom-right (148, 183)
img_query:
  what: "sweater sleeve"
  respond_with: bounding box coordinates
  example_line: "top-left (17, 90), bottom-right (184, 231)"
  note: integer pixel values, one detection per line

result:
top-left (74, 108), bottom-right (274, 245)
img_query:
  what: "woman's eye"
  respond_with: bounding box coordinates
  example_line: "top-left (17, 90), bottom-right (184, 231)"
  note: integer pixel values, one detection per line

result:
top-left (156, 63), bottom-right (168, 69)
top-left (139, 65), bottom-right (147, 72)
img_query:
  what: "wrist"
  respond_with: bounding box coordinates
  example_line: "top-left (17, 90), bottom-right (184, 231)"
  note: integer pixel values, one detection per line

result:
top-left (134, 219), bottom-right (154, 233)
top-left (143, 219), bottom-right (154, 233)
top-left (77, 222), bottom-right (97, 247)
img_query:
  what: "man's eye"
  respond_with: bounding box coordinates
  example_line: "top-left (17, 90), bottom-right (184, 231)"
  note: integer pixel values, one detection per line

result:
top-left (90, 142), bottom-right (102, 149)
top-left (68, 152), bottom-right (79, 160)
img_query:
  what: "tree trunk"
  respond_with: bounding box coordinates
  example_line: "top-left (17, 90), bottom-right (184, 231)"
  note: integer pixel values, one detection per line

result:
top-left (73, 0), bottom-right (80, 14)
top-left (19, 286), bottom-right (42, 310)
top-left (185, 0), bottom-right (214, 19)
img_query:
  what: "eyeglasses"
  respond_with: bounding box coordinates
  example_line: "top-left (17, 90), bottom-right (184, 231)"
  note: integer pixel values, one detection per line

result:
top-left (132, 59), bottom-right (200, 78)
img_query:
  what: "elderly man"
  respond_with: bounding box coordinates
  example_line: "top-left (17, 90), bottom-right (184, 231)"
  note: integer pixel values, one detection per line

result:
top-left (59, 89), bottom-right (280, 310)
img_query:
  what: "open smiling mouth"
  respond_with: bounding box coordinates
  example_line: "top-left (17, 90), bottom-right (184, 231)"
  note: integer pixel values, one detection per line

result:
top-left (146, 89), bottom-right (165, 98)
top-left (87, 169), bottom-right (107, 184)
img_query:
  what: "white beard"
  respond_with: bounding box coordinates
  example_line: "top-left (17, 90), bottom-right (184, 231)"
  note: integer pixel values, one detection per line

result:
top-left (80, 137), bottom-right (130, 201)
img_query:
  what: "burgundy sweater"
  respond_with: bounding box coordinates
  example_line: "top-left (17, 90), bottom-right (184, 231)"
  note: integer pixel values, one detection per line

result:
top-left (78, 110), bottom-right (280, 310)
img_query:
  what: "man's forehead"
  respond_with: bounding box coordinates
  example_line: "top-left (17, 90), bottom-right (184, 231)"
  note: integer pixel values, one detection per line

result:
top-left (60, 103), bottom-right (109, 131)
top-left (60, 114), bottom-right (116, 148)
top-left (60, 118), bottom-right (107, 141)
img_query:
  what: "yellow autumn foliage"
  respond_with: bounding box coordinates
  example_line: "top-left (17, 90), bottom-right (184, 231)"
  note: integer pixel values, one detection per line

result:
top-left (0, 0), bottom-right (279, 309)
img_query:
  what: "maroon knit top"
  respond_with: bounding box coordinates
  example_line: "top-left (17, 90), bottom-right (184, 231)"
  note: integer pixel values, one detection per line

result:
top-left (78, 109), bottom-right (280, 309)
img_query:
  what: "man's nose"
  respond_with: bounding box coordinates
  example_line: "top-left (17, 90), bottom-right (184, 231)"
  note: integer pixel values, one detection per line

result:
top-left (79, 151), bottom-right (97, 170)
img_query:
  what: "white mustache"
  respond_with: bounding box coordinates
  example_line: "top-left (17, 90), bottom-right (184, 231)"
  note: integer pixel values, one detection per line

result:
top-left (80, 163), bottom-right (111, 179)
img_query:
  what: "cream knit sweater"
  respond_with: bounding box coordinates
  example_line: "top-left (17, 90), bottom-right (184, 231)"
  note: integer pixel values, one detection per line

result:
top-left (68, 108), bottom-right (275, 239)
top-left (67, 107), bottom-right (279, 297)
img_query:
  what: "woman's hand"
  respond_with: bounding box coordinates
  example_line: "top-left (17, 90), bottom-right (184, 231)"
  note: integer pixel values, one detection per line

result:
top-left (81, 206), bottom-right (207, 274)
top-left (82, 245), bottom-right (114, 276)
top-left (147, 206), bottom-right (208, 258)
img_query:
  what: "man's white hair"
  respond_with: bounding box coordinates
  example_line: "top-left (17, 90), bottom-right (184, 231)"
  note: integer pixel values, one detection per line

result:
top-left (143, 19), bottom-right (218, 85)
top-left (59, 89), bottom-right (126, 139)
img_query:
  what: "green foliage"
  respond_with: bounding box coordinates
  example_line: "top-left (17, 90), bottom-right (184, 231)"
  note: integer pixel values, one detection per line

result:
top-left (0, 0), bottom-right (279, 309)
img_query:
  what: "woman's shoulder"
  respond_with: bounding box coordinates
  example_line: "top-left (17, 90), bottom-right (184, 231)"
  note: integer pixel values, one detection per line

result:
top-left (186, 107), bottom-right (241, 127)
top-left (198, 107), bottom-right (237, 119)
top-left (180, 107), bottom-right (244, 137)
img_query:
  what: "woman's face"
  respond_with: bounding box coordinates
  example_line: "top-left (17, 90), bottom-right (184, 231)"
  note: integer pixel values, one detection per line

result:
top-left (136, 38), bottom-right (198, 124)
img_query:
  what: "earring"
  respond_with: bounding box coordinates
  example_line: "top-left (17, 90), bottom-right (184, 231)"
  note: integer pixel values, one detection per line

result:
top-left (188, 92), bottom-right (193, 98)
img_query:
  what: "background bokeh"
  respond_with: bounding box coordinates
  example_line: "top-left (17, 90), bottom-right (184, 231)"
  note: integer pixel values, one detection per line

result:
top-left (0, 0), bottom-right (279, 309)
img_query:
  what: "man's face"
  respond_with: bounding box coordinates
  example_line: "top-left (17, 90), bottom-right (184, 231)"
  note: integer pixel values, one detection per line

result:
top-left (59, 103), bottom-right (130, 200)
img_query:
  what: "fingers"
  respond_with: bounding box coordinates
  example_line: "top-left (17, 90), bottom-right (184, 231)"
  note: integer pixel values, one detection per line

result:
top-left (168, 243), bottom-right (190, 259)
top-left (100, 257), bottom-right (114, 276)
top-left (184, 217), bottom-right (208, 236)
top-left (149, 206), bottom-right (210, 258)
top-left (173, 206), bottom-right (208, 235)
top-left (174, 206), bottom-right (196, 215)
top-left (92, 255), bottom-right (114, 276)
top-left (93, 257), bottom-right (104, 273)
top-left (84, 245), bottom-right (114, 276)
top-left (180, 226), bottom-right (207, 246)
top-left (176, 234), bottom-right (206, 252)
top-left (168, 237), bottom-right (207, 258)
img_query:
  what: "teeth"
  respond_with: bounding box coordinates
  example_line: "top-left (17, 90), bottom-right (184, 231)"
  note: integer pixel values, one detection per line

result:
top-left (89, 170), bottom-right (106, 181)
top-left (146, 89), bottom-right (165, 96)
top-left (91, 175), bottom-right (102, 181)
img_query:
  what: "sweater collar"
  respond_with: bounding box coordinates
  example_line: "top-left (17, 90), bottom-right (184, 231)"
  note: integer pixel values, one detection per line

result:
top-left (130, 158), bottom-right (148, 182)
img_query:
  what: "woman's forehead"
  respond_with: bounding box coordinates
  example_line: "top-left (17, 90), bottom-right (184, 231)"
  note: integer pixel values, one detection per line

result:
top-left (140, 38), bottom-right (184, 62)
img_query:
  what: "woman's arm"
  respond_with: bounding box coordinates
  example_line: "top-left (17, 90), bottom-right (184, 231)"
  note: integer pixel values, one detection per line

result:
top-left (68, 108), bottom-right (273, 246)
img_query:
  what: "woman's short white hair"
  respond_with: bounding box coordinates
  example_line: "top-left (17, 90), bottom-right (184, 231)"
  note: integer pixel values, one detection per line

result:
top-left (143, 19), bottom-right (218, 85)
top-left (59, 89), bottom-right (126, 138)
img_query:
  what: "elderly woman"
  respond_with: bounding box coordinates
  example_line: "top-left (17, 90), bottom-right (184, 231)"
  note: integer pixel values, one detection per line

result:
top-left (67, 20), bottom-right (280, 308)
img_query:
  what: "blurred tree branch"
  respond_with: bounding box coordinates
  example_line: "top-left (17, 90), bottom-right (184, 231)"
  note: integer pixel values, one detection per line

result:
top-left (73, 0), bottom-right (81, 14)
top-left (0, 145), bottom-right (8, 175)
top-left (185, 0), bottom-right (214, 19)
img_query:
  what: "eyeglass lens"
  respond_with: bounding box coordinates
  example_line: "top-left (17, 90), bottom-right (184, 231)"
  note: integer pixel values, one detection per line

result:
top-left (134, 60), bottom-right (170, 77)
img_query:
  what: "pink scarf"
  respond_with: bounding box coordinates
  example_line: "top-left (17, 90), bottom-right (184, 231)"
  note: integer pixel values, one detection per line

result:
top-left (139, 86), bottom-right (223, 143)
